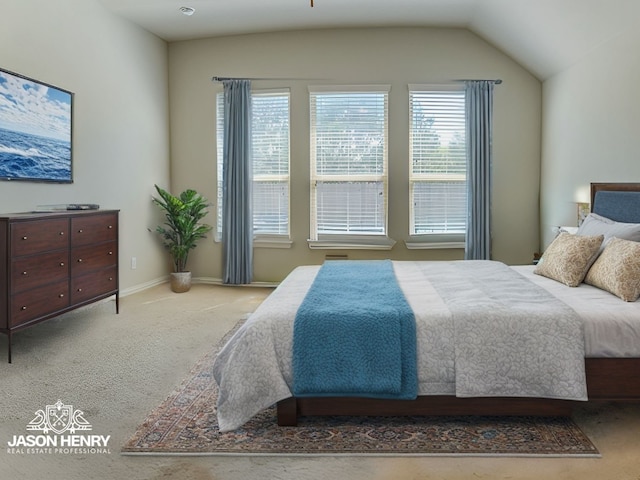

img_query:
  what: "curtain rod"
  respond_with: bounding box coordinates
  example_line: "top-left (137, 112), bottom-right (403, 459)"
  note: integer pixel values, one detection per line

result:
top-left (212, 76), bottom-right (503, 84)
top-left (456, 79), bottom-right (502, 84)
top-left (211, 76), bottom-right (318, 82)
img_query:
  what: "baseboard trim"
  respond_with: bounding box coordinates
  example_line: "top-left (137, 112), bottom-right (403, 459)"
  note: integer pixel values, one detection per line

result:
top-left (120, 276), bottom-right (169, 297)
top-left (193, 276), bottom-right (279, 288)
top-left (120, 276), bottom-right (278, 298)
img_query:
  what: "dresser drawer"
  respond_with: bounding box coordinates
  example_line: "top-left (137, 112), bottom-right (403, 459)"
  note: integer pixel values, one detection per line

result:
top-left (71, 266), bottom-right (117, 304)
top-left (11, 219), bottom-right (69, 257)
top-left (71, 241), bottom-right (117, 276)
top-left (10, 280), bottom-right (69, 328)
top-left (11, 251), bottom-right (69, 294)
top-left (71, 213), bottom-right (118, 246)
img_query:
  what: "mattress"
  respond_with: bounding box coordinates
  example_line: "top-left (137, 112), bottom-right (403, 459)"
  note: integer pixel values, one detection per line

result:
top-left (513, 265), bottom-right (640, 357)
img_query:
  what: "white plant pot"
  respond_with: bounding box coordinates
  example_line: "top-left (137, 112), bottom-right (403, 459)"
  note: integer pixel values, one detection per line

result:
top-left (170, 271), bottom-right (192, 293)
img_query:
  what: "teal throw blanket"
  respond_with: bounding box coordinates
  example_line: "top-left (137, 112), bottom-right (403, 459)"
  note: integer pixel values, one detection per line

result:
top-left (292, 260), bottom-right (417, 399)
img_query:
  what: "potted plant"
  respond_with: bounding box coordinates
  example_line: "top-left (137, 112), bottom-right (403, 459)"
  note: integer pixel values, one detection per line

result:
top-left (151, 184), bottom-right (212, 293)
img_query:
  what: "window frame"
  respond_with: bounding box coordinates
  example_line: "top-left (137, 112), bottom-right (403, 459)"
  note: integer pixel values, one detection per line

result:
top-left (216, 88), bottom-right (292, 248)
top-left (308, 85), bottom-right (395, 250)
top-left (406, 84), bottom-right (467, 250)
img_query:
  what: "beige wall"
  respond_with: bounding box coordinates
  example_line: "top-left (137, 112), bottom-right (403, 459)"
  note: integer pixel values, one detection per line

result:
top-left (1, 0), bottom-right (170, 293)
top-left (169, 27), bottom-right (542, 283)
top-left (541, 27), bottom-right (640, 249)
top-left (0, 9), bottom-right (544, 290)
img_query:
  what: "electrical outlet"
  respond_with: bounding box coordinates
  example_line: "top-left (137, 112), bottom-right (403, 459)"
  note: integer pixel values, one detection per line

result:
top-left (131, 257), bottom-right (137, 269)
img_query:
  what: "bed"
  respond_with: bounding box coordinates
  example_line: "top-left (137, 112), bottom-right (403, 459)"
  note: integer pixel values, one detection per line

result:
top-left (213, 182), bottom-right (640, 432)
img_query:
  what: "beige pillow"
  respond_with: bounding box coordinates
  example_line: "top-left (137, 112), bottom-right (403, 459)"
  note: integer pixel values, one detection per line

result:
top-left (534, 232), bottom-right (604, 287)
top-left (584, 237), bottom-right (640, 301)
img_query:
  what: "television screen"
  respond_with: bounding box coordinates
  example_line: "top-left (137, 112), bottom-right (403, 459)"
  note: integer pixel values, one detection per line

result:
top-left (0, 68), bottom-right (73, 183)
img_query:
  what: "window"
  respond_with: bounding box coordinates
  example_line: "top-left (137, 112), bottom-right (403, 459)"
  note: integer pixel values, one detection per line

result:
top-left (216, 90), bottom-right (290, 244)
top-left (309, 86), bottom-right (393, 249)
top-left (409, 86), bottom-right (466, 246)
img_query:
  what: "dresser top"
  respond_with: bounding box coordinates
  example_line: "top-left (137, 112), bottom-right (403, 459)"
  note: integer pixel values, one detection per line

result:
top-left (0, 209), bottom-right (119, 220)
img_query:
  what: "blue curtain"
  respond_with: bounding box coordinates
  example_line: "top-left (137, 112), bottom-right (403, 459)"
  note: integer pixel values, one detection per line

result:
top-left (222, 80), bottom-right (253, 284)
top-left (464, 81), bottom-right (494, 260)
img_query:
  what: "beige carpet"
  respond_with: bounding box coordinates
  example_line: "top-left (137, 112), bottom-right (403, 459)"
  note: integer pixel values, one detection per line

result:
top-left (1, 283), bottom-right (640, 479)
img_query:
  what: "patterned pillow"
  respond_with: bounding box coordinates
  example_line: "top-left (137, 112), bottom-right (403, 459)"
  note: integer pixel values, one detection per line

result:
top-left (584, 237), bottom-right (640, 302)
top-left (534, 232), bottom-right (604, 287)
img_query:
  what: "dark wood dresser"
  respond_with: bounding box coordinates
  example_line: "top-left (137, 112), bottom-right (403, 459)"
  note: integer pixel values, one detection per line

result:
top-left (0, 210), bottom-right (119, 362)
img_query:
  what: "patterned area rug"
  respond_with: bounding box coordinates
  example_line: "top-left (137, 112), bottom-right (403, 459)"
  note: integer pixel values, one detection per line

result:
top-left (121, 322), bottom-right (599, 457)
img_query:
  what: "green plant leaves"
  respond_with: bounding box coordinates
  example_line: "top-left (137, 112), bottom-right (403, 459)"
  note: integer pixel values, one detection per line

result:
top-left (152, 184), bottom-right (212, 272)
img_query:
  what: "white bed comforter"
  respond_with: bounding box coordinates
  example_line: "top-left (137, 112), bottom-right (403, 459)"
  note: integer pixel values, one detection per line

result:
top-left (213, 260), bottom-right (588, 432)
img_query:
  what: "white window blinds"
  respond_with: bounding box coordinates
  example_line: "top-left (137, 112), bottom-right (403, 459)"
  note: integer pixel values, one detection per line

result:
top-left (409, 87), bottom-right (466, 239)
top-left (309, 87), bottom-right (389, 239)
top-left (217, 91), bottom-right (290, 238)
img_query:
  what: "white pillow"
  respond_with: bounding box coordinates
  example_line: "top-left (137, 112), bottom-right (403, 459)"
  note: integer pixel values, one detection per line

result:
top-left (577, 213), bottom-right (640, 246)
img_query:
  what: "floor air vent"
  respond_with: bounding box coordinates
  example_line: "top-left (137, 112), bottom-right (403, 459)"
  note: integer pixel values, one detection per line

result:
top-left (324, 254), bottom-right (348, 261)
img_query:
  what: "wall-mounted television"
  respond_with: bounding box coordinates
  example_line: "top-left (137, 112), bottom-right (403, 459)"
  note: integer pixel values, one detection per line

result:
top-left (0, 68), bottom-right (73, 183)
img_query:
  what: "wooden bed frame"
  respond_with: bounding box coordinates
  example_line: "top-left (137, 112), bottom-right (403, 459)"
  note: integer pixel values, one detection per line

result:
top-left (277, 182), bottom-right (640, 426)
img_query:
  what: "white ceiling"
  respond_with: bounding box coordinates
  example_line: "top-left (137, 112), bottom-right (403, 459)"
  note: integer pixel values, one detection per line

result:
top-left (98, 0), bottom-right (640, 80)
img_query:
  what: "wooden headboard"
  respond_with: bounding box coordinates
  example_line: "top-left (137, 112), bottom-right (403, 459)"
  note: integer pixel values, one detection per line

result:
top-left (590, 182), bottom-right (640, 223)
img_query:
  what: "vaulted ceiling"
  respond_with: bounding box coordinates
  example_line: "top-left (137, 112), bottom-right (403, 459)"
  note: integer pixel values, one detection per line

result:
top-left (98, 0), bottom-right (640, 80)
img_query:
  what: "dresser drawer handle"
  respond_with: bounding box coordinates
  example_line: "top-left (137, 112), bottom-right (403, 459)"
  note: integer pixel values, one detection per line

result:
top-left (109, 277), bottom-right (113, 281)
top-left (108, 225), bottom-right (113, 229)
top-left (78, 229), bottom-right (83, 233)
top-left (108, 251), bottom-right (113, 255)
top-left (22, 271), bottom-right (28, 276)
top-left (21, 306), bottom-right (27, 311)
top-left (59, 294), bottom-right (65, 298)
top-left (59, 231), bottom-right (65, 236)
top-left (77, 258), bottom-right (83, 263)
top-left (60, 262), bottom-right (65, 267)
top-left (77, 288), bottom-right (82, 292)
top-left (22, 236), bottom-right (28, 240)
